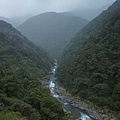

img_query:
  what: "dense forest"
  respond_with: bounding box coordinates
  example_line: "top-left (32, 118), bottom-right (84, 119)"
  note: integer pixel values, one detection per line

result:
top-left (0, 20), bottom-right (65, 120)
top-left (56, 0), bottom-right (120, 116)
top-left (17, 12), bottom-right (88, 58)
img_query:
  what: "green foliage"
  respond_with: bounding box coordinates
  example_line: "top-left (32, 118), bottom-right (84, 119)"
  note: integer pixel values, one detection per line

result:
top-left (0, 111), bottom-right (28, 120)
top-left (0, 20), bottom-right (65, 120)
top-left (26, 86), bottom-right (64, 120)
top-left (92, 83), bottom-right (110, 96)
top-left (56, 0), bottom-right (120, 113)
top-left (0, 96), bottom-right (41, 120)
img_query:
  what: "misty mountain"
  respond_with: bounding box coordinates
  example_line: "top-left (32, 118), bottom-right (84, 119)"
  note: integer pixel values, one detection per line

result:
top-left (71, 2), bottom-right (114, 20)
top-left (0, 20), bottom-right (65, 119)
top-left (57, 0), bottom-right (120, 117)
top-left (59, 12), bottom-right (76, 17)
top-left (17, 12), bottom-right (89, 58)
top-left (11, 14), bottom-right (33, 25)
top-left (0, 16), bottom-right (18, 27)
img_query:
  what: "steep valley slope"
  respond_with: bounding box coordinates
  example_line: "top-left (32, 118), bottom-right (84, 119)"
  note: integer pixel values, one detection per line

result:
top-left (0, 20), bottom-right (65, 120)
top-left (17, 12), bottom-right (88, 58)
top-left (56, 0), bottom-right (120, 118)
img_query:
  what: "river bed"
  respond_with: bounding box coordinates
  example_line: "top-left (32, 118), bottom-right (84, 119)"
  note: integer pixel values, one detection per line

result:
top-left (48, 63), bottom-right (92, 120)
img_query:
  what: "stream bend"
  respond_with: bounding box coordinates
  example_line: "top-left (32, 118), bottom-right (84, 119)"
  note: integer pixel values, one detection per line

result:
top-left (48, 62), bottom-right (92, 120)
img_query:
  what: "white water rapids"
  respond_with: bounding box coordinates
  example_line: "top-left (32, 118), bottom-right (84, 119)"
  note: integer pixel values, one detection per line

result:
top-left (48, 62), bottom-right (92, 120)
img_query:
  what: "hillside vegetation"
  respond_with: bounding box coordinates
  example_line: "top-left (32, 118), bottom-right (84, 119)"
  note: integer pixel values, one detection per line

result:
top-left (0, 20), bottom-right (65, 120)
top-left (17, 12), bottom-right (88, 58)
top-left (56, 0), bottom-right (120, 115)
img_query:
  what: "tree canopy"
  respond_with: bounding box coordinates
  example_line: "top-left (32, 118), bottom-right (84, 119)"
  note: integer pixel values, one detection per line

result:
top-left (0, 20), bottom-right (65, 120)
top-left (56, 0), bottom-right (120, 114)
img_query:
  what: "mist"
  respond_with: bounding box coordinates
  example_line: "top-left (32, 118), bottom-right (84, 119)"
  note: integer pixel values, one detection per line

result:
top-left (0, 0), bottom-right (116, 18)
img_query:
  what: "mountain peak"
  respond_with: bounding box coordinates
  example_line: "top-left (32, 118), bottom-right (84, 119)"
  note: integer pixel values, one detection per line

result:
top-left (17, 12), bottom-right (89, 58)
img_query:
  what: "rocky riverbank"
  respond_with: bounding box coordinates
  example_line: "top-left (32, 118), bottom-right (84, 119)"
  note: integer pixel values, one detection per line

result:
top-left (55, 81), bottom-right (117, 120)
top-left (41, 71), bottom-right (117, 120)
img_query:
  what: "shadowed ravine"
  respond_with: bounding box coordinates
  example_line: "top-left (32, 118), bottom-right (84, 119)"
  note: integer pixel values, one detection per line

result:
top-left (48, 61), bottom-right (92, 120)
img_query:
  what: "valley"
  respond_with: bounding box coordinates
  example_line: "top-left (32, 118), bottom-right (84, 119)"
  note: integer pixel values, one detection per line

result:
top-left (0, 0), bottom-right (119, 120)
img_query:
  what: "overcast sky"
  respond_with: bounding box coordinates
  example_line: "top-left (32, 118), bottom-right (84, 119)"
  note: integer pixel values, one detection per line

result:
top-left (0, 0), bottom-right (116, 18)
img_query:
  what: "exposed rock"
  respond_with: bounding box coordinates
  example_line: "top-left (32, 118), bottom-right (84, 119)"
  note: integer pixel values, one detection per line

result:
top-left (55, 81), bottom-right (117, 120)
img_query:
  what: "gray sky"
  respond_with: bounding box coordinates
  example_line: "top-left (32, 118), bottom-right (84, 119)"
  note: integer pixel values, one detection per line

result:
top-left (0, 0), bottom-right (116, 18)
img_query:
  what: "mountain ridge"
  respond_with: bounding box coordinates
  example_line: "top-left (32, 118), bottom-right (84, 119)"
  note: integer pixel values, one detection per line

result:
top-left (56, 0), bottom-right (120, 118)
top-left (0, 16), bottom-right (19, 27)
top-left (0, 20), bottom-right (65, 120)
top-left (17, 12), bottom-right (89, 58)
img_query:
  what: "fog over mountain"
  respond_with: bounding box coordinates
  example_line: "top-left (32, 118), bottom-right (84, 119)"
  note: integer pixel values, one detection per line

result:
top-left (0, 16), bottom-right (19, 27)
top-left (0, 0), bottom-right (116, 18)
top-left (0, 0), bottom-right (119, 119)
top-left (11, 14), bottom-right (33, 25)
top-left (17, 12), bottom-right (88, 58)
top-left (71, 2), bottom-right (115, 20)
top-left (57, 0), bottom-right (120, 118)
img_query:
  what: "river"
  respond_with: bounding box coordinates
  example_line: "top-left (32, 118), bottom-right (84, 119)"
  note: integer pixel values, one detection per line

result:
top-left (48, 62), bottom-right (92, 120)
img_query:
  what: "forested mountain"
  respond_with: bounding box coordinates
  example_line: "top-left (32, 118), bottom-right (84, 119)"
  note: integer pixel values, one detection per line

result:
top-left (56, 0), bottom-right (120, 116)
top-left (17, 12), bottom-right (88, 58)
top-left (0, 16), bottom-right (18, 27)
top-left (0, 20), bottom-right (65, 120)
